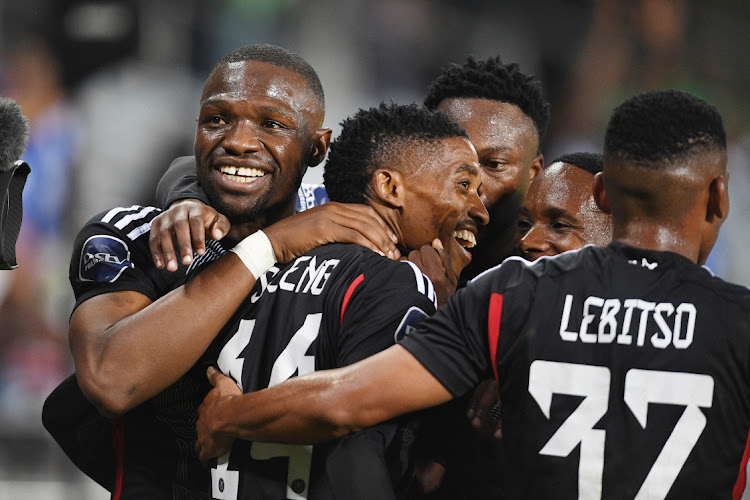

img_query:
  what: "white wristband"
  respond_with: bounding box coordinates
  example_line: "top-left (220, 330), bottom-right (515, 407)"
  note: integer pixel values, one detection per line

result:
top-left (230, 230), bottom-right (277, 280)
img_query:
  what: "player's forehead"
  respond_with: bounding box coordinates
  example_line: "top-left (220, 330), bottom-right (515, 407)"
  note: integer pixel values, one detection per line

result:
top-left (409, 136), bottom-right (479, 177)
top-left (437, 98), bottom-right (538, 158)
top-left (526, 163), bottom-right (594, 212)
top-left (200, 60), bottom-right (321, 119)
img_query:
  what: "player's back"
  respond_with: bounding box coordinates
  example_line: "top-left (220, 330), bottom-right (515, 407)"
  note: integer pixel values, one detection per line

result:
top-left (203, 243), bottom-right (437, 499)
top-left (493, 242), bottom-right (750, 499)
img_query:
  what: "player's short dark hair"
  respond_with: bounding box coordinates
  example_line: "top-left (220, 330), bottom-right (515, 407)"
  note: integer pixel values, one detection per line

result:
top-left (551, 152), bottom-right (603, 176)
top-left (324, 102), bottom-right (468, 204)
top-left (604, 89), bottom-right (726, 167)
top-left (211, 44), bottom-right (325, 109)
top-left (424, 55), bottom-right (550, 142)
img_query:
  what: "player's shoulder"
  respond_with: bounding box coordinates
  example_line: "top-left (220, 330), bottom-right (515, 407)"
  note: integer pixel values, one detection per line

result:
top-left (82, 204), bottom-right (162, 240)
top-left (473, 245), bottom-right (600, 287)
top-left (320, 243), bottom-right (437, 305)
top-left (73, 205), bottom-right (163, 281)
top-left (696, 266), bottom-right (750, 311)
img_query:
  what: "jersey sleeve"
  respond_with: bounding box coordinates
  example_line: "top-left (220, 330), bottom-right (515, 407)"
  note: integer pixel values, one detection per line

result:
top-left (155, 155), bottom-right (210, 209)
top-left (295, 184), bottom-right (329, 212)
top-left (69, 206), bottom-right (179, 311)
top-left (335, 258), bottom-right (438, 367)
top-left (398, 258), bottom-right (535, 397)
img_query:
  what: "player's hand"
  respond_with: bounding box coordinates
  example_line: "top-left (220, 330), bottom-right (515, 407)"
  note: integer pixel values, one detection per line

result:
top-left (414, 459), bottom-right (447, 494)
top-left (149, 199), bottom-right (231, 271)
top-left (466, 378), bottom-right (503, 439)
top-left (196, 366), bottom-right (241, 465)
top-left (407, 239), bottom-right (459, 307)
top-left (263, 202), bottom-right (400, 263)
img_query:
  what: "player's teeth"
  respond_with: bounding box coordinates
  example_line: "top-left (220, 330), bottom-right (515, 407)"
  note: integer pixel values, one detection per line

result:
top-left (219, 166), bottom-right (266, 179)
top-left (453, 230), bottom-right (477, 249)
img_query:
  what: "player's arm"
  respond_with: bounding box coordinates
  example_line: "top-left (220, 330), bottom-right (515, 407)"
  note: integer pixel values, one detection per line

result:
top-left (195, 344), bottom-right (452, 462)
top-left (70, 243), bottom-right (264, 417)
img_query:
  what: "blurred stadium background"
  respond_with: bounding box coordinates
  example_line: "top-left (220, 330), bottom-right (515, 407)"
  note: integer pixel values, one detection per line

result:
top-left (0, 1), bottom-right (747, 498)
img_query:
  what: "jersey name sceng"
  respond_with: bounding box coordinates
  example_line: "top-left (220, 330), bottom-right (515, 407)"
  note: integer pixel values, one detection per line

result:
top-left (250, 255), bottom-right (340, 303)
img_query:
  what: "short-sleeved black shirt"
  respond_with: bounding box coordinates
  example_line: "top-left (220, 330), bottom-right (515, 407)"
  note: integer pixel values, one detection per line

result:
top-left (65, 205), bottom-right (227, 499)
top-left (400, 242), bottom-right (750, 499)
top-left (204, 243), bottom-right (437, 500)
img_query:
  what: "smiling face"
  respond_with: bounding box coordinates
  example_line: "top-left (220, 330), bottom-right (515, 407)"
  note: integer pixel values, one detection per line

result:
top-left (517, 162), bottom-right (612, 260)
top-left (437, 98), bottom-right (543, 268)
top-left (195, 60), bottom-right (325, 230)
top-left (399, 136), bottom-right (489, 271)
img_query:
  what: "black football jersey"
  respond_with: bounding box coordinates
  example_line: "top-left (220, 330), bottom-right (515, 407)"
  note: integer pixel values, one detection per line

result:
top-left (67, 205), bottom-right (228, 500)
top-left (400, 242), bottom-right (750, 499)
top-left (202, 243), bottom-right (437, 500)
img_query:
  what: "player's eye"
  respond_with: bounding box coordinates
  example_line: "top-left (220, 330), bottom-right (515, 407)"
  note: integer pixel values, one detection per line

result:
top-left (205, 116), bottom-right (227, 126)
top-left (484, 160), bottom-right (508, 170)
top-left (551, 220), bottom-right (579, 232)
top-left (262, 120), bottom-right (286, 129)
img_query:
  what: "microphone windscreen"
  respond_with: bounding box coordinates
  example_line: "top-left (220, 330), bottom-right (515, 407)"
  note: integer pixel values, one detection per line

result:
top-left (0, 98), bottom-right (30, 171)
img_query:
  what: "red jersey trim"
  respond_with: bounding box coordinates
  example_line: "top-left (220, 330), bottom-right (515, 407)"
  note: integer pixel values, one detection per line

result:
top-left (110, 416), bottom-right (125, 500)
top-left (340, 274), bottom-right (365, 325)
top-left (488, 293), bottom-right (503, 382)
top-left (733, 426), bottom-right (750, 499)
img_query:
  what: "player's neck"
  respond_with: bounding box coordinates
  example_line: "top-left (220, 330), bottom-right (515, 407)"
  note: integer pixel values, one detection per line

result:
top-left (226, 199), bottom-right (297, 241)
top-left (613, 221), bottom-right (702, 264)
top-left (369, 203), bottom-right (405, 250)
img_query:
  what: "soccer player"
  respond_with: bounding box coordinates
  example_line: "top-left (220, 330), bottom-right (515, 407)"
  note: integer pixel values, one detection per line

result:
top-left (424, 55), bottom-right (549, 281)
top-left (196, 101), bottom-right (487, 499)
top-left (407, 56), bottom-right (550, 499)
top-left (194, 89), bottom-right (749, 499)
top-left (43, 44), bottom-right (400, 498)
top-left (517, 152), bottom-right (612, 261)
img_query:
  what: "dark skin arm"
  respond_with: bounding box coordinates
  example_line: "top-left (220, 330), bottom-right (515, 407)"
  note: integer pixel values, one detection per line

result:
top-left (72, 205), bottom-right (400, 417)
top-left (70, 254), bottom-right (257, 417)
top-left (195, 345), bottom-right (453, 464)
top-left (150, 200), bottom-right (401, 271)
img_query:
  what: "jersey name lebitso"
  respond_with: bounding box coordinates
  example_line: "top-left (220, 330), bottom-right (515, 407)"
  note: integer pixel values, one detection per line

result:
top-left (558, 294), bottom-right (696, 349)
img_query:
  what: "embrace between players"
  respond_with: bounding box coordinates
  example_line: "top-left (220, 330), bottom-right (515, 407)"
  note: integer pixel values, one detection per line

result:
top-left (44, 44), bottom-right (748, 500)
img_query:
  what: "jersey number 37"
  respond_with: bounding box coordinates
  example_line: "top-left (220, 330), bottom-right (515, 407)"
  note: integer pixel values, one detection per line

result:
top-left (529, 361), bottom-right (714, 500)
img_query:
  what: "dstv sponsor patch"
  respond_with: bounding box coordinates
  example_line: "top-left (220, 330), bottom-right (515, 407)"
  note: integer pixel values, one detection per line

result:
top-left (79, 235), bottom-right (134, 282)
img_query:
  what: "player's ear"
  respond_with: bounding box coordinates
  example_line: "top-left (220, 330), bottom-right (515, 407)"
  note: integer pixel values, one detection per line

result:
top-left (593, 172), bottom-right (611, 214)
top-left (706, 174), bottom-right (729, 222)
top-left (369, 169), bottom-right (405, 209)
top-left (308, 128), bottom-right (332, 167)
top-left (528, 154), bottom-right (543, 183)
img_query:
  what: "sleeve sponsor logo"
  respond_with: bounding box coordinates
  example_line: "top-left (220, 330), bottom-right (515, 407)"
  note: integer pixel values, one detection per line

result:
top-left (295, 184), bottom-right (329, 212)
top-left (79, 235), bottom-right (134, 282)
top-left (394, 306), bottom-right (429, 342)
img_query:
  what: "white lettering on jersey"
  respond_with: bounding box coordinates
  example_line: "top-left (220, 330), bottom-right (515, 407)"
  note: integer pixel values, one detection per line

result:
top-left (250, 257), bottom-right (340, 303)
top-left (628, 258), bottom-right (659, 270)
top-left (559, 294), bottom-right (696, 349)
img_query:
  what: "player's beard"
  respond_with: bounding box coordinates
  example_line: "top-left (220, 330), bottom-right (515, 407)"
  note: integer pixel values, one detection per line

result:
top-left (203, 177), bottom-right (275, 226)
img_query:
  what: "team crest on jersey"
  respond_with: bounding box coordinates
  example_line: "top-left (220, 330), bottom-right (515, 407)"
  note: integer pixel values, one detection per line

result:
top-left (79, 235), bottom-right (134, 282)
top-left (394, 306), bottom-right (429, 342)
